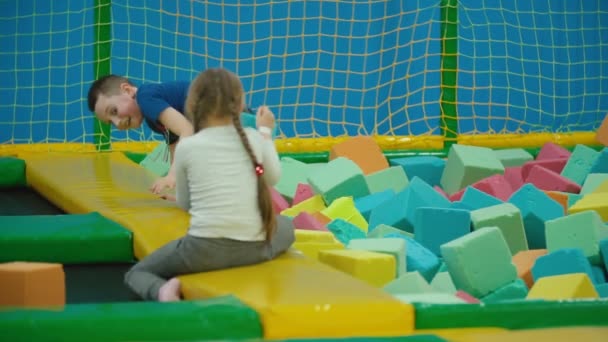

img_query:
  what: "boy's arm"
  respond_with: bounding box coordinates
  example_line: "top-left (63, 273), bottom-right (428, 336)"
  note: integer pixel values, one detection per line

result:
top-left (150, 107), bottom-right (194, 194)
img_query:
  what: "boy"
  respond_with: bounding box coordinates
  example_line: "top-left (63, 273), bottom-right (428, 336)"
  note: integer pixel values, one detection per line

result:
top-left (87, 75), bottom-right (194, 194)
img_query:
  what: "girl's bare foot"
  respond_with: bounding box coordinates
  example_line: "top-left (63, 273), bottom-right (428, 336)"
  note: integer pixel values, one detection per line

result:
top-left (158, 278), bottom-right (181, 302)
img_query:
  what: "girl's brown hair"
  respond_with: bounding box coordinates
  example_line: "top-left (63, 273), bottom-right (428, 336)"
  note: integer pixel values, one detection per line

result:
top-left (185, 68), bottom-right (276, 241)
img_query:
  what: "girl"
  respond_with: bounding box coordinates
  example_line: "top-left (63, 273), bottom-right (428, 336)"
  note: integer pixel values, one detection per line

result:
top-left (125, 68), bottom-right (295, 301)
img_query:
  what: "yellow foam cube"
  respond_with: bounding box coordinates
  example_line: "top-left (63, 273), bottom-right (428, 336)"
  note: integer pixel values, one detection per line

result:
top-left (318, 249), bottom-right (396, 287)
top-left (527, 273), bottom-right (599, 300)
top-left (281, 194), bottom-right (326, 218)
top-left (568, 193), bottom-right (608, 221)
top-left (292, 241), bottom-right (345, 259)
top-left (294, 229), bottom-right (338, 243)
top-left (321, 196), bottom-right (368, 232)
top-left (593, 179), bottom-right (608, 193)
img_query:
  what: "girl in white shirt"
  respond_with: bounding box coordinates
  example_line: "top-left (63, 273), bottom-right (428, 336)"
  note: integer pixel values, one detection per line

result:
top-left (125, 68), bottom-right (295, 301)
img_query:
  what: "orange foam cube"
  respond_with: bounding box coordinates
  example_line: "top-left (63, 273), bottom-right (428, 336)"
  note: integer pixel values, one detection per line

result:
top-left (0, 262), bottom-right (65, 308)
top-left (329, 136), bottom-right (389, 175)
top-left (597, 113), bottom-right (608, 146)
top-left (543, 191), bottom-right (568, 214)
top-left (512, 249), bottom-right (548, 288)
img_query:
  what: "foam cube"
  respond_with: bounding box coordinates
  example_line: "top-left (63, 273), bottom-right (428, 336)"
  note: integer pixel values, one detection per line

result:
top-left (414, 207), bottom-right (471, 256)
top-left (545, 210), bottom-right (604, 265)
top-left (274, 158), bottom-right (314, 202)
top-left (536, 142), bottom-right (572, 160)
top-left (294, 229), bottom-right (337, 243)
top-left (511, 249), bottom-right (548, 288)
top-left (568, 192), bottom-right (608, 221)
top-left (596, 283), bottom-right (608, 298)
top-left (581, 174), bottom-right (608, 195)
top-left (503, 166), bottom-right (525, 191)
top-left (597, 113), bottom-right (608, 146)
top-left (390, 156), bottom-right (445, 187)
top-left (592, 266), bottom-right (606, 284)
top-left (348, 238), bottom-right (406, 276)
top-left (469, 174), bottom-right (514, 201)
top-left (311, 212), bottom-right (332, 226)
top-left (393, 293), bottom-right (466, 305)
top-left (601, 239), bottom-right (608, 269)
top-left (543, 191), bottom-right (568, 214)
top-left (470, 203), bottom-right (528, 255)
top-left (527, 273), bottom-right (599, 300)
top-left (531, 248), bottom-right (595, 283)
top-left (318, 249), bottom-right (396, 287)
top-left (526, 165), bottom-right (582, 193)
top-left (508, 183), bottom-right (564, 249)
top-left (292, 212), bottom-right (328, 232)
top-left (270, 187), bottom-right (290, 214)
top-left (385, 234), bottom-right (441, 282)
top-left (365, 166), bottom-right (409, 194)
top-left (440, 144), bottom-right (505, 195)
top-left (455, 290), bottom-right (480, 303)
top-left (459, 186), bottom-right (503, 210)
top-left (292, 241), bottom-right (344, 260)
top-left (292, 183), bottom-right (314, 205)
top-left (430, 272), bottom-right (457, 294)
top-left (354, 189), bottom-right (395, 221)
top-left (368, 224), bottom-right (413, 239)
top-left (481, 278), bottom-right (528, 303)
top-left (326, 219), bottom-right (367, 245)
top-left (440, 226), bottom-right (518, 298)
top-left (328, 136), bottom-right (389, 175)
top-left (280, 194), bottom-right (326, 218)
top-left (589, 148), bottom-right (608, 174)
top-left (399, 177), bottom-right (451, 233)
top-left (0, 262), bottom-right (65, 308)
top-left (321, 197), bottom-right (368, 232)
top-left (521, 158), bottom-right (568, 180)
top-left (494, 148), bottom-right (534, 167)
top-left (307, 157), bottom-right (370, 204)
top-left (383, 271), bottom-right (434, 295)
top-left (367, 188), bottom-right (411, 232)
top-left (561, 144), bottom-right (600, 185)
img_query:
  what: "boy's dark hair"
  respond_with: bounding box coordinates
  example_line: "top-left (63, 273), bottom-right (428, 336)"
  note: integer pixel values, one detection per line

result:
top-left (87, 74), bottom-right (133, 112)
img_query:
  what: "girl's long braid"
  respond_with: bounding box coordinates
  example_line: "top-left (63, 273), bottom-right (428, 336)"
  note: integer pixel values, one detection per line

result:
top-left (231, 113), bottom-right (276, 241)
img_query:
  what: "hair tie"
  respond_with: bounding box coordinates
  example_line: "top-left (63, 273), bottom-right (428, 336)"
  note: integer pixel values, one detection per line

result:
top-left (254, 163), bottom-right (264, 176)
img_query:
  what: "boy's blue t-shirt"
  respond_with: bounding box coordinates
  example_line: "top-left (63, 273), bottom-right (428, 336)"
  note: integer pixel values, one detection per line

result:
top-left (136, 80), bottom-right (190, 145)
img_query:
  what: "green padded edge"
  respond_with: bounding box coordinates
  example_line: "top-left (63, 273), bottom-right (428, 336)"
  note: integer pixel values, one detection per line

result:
top-left (0, 295), bottom-right (262, 342)
top-left (414, 300), bottom-right (608, 330)
top-left (0, 157), bottom-right (26, 188)
top-left (0, 212), bottom-right (133, 263)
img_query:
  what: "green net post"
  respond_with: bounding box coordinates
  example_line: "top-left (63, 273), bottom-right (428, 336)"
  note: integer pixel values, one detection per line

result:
top-left (93, 0), bottom-right (112, 151)
top-left (440, 0), bottom-right (458, 150)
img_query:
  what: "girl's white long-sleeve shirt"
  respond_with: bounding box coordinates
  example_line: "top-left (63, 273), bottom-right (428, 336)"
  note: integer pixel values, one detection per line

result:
top-left (173, 125), bottom-right (280, 241)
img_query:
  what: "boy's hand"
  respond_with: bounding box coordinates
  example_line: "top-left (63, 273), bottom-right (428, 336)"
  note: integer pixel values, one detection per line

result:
top-left (150, 174), bottom-right (176, 194)
top-left (256, 106), bottom-right (275, 130)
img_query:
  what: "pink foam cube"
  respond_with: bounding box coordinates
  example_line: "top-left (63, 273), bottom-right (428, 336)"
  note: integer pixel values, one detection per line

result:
top-left (536, 142), bottom-right (572, 161)
top-left (471, 174), bottom-right (514, 201)
top-left (521, 158), bottom-right (568, 180)
top-left (292, 212), bottom-right (329, 231)
top-left (526, 165), bottom-right (582, 193)
top-left (455, 290), bottom-right (480, 303)
top-left (270, 187), bottom-right (290, 214)
top-left (433, 186), bottom-right (450, 199)
top-left (292, 183), bottom-right (314, 206)
top-left (504, 166), bottom-right (524, 191)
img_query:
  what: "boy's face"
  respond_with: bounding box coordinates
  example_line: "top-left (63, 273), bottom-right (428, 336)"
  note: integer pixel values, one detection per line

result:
top-left (94, 83), bottom-right (143, 130)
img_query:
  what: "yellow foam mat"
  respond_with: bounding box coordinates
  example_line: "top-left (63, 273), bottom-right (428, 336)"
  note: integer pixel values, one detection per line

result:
top-left (20, 152), bottom-right (189, 259)
top-left (20, 151), bottom-right (414, 339)
top-left (424, 326), bottom-right (608, 342)
top-left (180, 250), bottom-right (413, 339)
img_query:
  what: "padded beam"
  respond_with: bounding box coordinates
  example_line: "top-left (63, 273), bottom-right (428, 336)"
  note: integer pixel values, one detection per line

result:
top-left (180, 251), bottom-right (414, 339)
top-left (21, 152), bottom-right (189, 259)
top-left (0, 213), bottom-right (132, 263)
top-left (20, 152), bottom-right (414, 339)
top-left (0, 295), bottom-right (262, 341)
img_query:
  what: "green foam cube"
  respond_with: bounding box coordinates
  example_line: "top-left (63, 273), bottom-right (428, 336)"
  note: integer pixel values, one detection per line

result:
top-left (365, 166), bottom-right (409, 194)
top-left (274, 157), bottom-right (314, 202)
top-left (393, 293), bottom-right (466, 304)
top-left (440, 144), bottom-right (505, 195)
top-left (348, 238), bottom-right (407, 276)
top-left (384, 271), bottom-right (434, 295)
top-left (307, 157), bottom-right (370, 204)
top-left (481, 278), bottom-right (528, 303)
top-left (368, 224), bottom-right (413, 239)
top-left (545, 210), bottom-right (604, 265)
top-left (561, 144), bottom-right (600, 185)
top-left (581, 173), bottom-right (608, 195)
top-left (470, 203), bottom-right (529, 255)
top-left (494, 148), bottom-right (534, 167)
top-left (430, 272), bottom-right (457, 294)
top-left (441, 226), bottom-right (517, 298)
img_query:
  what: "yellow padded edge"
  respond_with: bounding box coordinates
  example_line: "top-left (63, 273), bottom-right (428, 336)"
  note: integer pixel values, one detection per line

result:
top-left (20, 151), bottom-right (189, 259)
top-left (180, 251), bottom-right (414, 339)
top-left (19, 151), bottom-right (414, 339)
top-left (428, 327), bottom-right (608, 342)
